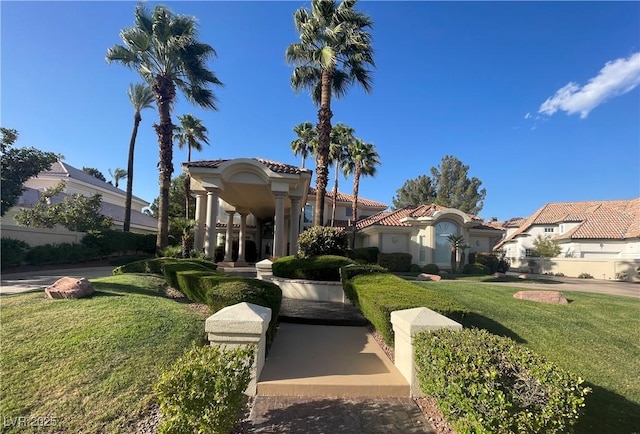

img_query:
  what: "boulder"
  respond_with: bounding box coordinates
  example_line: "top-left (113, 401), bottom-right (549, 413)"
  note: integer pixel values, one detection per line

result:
top-left (518, 274), bottom-right (529, 279)
top-left (417, 273), bottom-right (442, 282)
top-left (493, 272), bottom-right (507, 278)
top-left (513, 290), bottom-right (568, 305)
top-left (45, 277), bottom-right (95, 299)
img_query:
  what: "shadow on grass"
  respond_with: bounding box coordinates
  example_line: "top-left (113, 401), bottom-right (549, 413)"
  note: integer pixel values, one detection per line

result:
top-left (90, 282), bottom-right (169, 299)
top-left (450, 311), bottom-right (526, 344)
top-left (575, 383), bottom-right (640, 434)
top-left (483, 276), bottom-right (563, 284)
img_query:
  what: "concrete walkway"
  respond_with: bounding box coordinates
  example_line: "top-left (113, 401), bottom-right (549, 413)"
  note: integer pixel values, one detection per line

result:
top-left (0, 266), bottom-right (115, 295)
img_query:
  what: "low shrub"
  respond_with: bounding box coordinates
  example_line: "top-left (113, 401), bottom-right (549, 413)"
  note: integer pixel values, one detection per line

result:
top-left (162, 261), bottom-right (222, 291)
top-left (1, 238), bottom-right (30, 270)
top-left (81, 229), bottom-right (156, 256)
top-left (414, 328), bottom-right (590, 434)
top-left (555, 272), bottom-right (566, 277)
top-left (422, 263), bottom-right (439, 274)
top-left (462, 263), bottom-right (491, 275)
top-left (113, 257), bottom-right (217, 276)
top-left (24, 243), bottom-right (98, 265)
top-left (343, 273), bottom-right (466, 345)
top-left (296, 226), bottom-right (347, 258)
top-left (351, 247), bottom-right (380, 264)
top-left (578, 273), bottom-right (594, 279)
top-left (471, 252), bottom-right (501, 273)
top-left (272, 255), bottom-right (355, 282)
top-left (155, 344), bottom-right (254, 434)
top-left (409, 264), bottom-right (422, 273)
top-left (340, 264), bottom-right (388, 300)
top-left (377, 252), bottom-right (412, 272)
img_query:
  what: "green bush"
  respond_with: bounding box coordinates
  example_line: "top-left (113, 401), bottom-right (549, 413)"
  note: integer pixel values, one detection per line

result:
top-left (351, 247), bottom-right (380, 264)
top-left (297, 226), bottom-right (347, 258)
top-left (154, 344), bottom-right (254, 434)
top-left (578, 273), bottom-right (594, 279)
top-left (414, 328), bottom-right (590, 434)
top-left (81, 229), bottom-right (156, 256)
top-left (422, 263), bottom-right (439, 274)
top-left (1, 238), bottom-right (30, 270)
top-left (377, 252), bottom-right (412, 272)
top-left (24, 243), bottom-right (98, 265)
top-left (112, 257), bottom-right (217, 276)
top-left (272, 255), bottom-right (355, 281)
top-left (162, 261), bottom-right (222, 291)
top-left (462, 263), bottom-right (491, 275)
top-left (409, 264), bottom-right (422, 273)
top-left (470, 252), bottom-right (501, 273)
top-left (343, 273), bottom-right (466, 345)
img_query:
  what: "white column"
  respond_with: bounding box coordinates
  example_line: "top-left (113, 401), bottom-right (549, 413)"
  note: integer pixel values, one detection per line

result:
top-left (289, 196), bottom-right (301, 257)
top-left (205, 189), bottom-right (219, 259)
top-left (273, 192), bottom-right (286, 257)
top-left (223, 211), bottom-right (235, 262)
top-left (194, 193), bottom-right (206, 252)
top-left (236, 213), bottom-right (248, 266)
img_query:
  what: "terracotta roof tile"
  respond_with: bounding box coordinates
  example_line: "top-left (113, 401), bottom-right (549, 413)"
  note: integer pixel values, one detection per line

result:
top-left (185, 158), bottom-right (311, 175)
top-left (308, 187), bottom-right (388, 208)
top-left (355, 205), bottom-right (486, 230)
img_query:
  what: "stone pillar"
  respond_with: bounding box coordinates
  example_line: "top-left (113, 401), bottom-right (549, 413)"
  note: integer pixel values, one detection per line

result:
top-left (236, 212), bottom-right (248, 266)
top-left (205, 302), bottom-right (272, 396)
top-left (205, 189), bottom-right (219, 259)
top-left (390, 307), bottom-right (462, 397)
top-left (273, 192), bottom-right (286, 257)
top-left (194, 193), bottom-right (206, 252)
top-left (255, 259), bottom-right (273, 280)
top-left (224, 211), bottom-right (235, 262)
top-left (289, 196), bottom-right (301, 257)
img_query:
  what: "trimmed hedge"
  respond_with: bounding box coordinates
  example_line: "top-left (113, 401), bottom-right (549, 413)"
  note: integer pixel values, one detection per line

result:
top-left (340, 264), bottom-right (388, 282)
top-left (162, 261), bottom-right (222, 291)
top-left (377, 252), bottom-right (412, 272)
top-left (81, 229), bottom-right (156, 256)
top-left (414, 328), bottom-right (590, 433)
top-left (25, 243), bottom-right (98, 265)
top-left (112, 257), bottom-right (217, 276)
top-left (1, 238), bottom-right (30, 270)
top-left (422, 263), bottom-right (439, 274)
top-left (297, 226), bottom-right (347, 258)
top-left (272, 255), bottom-right (355, 282)
top-left (462, 263), bottom-right (491, 275)
top-left (343, 273), bottom-right (466, 345)
top-left (351, 247), bottom-right (380, 264)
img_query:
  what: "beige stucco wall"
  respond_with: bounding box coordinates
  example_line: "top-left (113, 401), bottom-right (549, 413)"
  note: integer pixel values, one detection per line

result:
top-left (1, 223), bottom-right (85, 246)
top-left (510, 257), bottom-right (640, 280)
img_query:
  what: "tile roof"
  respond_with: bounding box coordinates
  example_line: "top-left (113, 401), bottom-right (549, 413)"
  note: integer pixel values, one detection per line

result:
top-left (185, 158), bottom-right (311, 175)
top-left (498, 198), bottom-right (640, 245)
top-left (308, 187), bottom-right (388, 209)
top-left (355, 204), bottom-right (487, 230)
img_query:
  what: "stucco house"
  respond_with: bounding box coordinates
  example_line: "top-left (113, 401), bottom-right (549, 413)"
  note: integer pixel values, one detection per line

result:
top-left (495, 199), bottom-right (640, 279)
top-left (2, 160), bottom-right (157, 245)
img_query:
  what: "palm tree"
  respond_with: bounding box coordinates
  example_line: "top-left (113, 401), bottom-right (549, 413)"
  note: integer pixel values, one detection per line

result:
top-left (108, 168), bottom-right (128, 188)
top-left (341, 139), bottom-right (380, 249)
top-left (123, 82), bottom-right (154, 232)
top-left (107, 5), bottom-right (223, 252)
top-left (447, 234), bottom-right (466, 274)
top-left (290, 122), bottom-right (317, 169)
top-left (174, 114), bottom-right (210, 219)
top-left (328, 124), bottom-right (354, 226)
top-left (286, 0), bottom-right (375, 227)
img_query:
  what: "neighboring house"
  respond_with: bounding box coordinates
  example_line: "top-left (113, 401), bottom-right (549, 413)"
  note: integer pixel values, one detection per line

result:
top-left (353, 205), bottom-right (504, 270)
top-left (2, 161), bottom-right (157, 246)
top-left (495, 199), bottom-right (640, 280)
top-left (303, 187), bottom-right (388, 231)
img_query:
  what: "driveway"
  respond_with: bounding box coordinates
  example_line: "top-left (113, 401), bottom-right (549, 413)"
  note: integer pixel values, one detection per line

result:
top-left (0, 266), bottom-right (115, 295)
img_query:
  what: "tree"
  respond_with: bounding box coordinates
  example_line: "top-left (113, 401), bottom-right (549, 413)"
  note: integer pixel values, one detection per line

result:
top-left (147, 173), bottom-right (195, 222)
top-left (329, 123), bottom-right (353, 226)
top-left (431, 155), bottom-right (486, 215)
top-left (124, 82), bottom-right (155, 232)
top-left (290, 121), bottom-right (317, 169)
top-left (107, 5), bottom-right (223, 252)
top-left (532, 234), bottom-right (562, 273)
top-left (447, 234), bottom-right (465, 274)
top-left (14, 182), bottom-right (112, 232)
top-left (1, 128), bottom-right (59, 216)
top-left (286, 0), bottom-right (375, 227)
top-left (341, 139), bottom-right (380, 249)
top-left (174, 114), bottom-right (209, 220)
top-left (82, 167), bottom-right (107, 182)
top-left (392, 175), bottom-right (436, 209)
top-left (108, 168), bottom-right (128, 188)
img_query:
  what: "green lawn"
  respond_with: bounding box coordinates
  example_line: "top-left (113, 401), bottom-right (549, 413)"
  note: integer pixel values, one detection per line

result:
top-left (0, 274), bottom-right (209, 433)
top-left (415, 280), bottom-right (640, 433)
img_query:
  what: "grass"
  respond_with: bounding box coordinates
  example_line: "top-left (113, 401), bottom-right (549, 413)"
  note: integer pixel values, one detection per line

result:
top-left (0, 274), bottom-right (209, 433)
top-left (414, 280), bottom-right (640, 433)
top-left (398, 272), bottom-right (562, 284)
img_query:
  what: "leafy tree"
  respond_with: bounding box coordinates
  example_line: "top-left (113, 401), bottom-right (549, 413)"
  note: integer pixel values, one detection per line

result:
top-left (290, 121), bottom-right (317, 169)
top-left (108, 168), bottom-right (128, 188)
top-left (341, 139), bottom-right (380, 249)
top-left (392, 175), bottom-right (436, 209)
top-left (392, 155), bottom-right (486, 214)
top-left (1, 127), bottom-right (59, 216)
top-left (82, 167), bottom-right (107, 182)
top-left (107, 5), bottom-right (223, 252)
top-left (14, 182), bottom-right (112, 232)
top-left (148, 173), bottom-right (195, 222)
top-left (329, 123), bottom-right (354, 226)
top-left (532, 234), bottom-right (562, 274)
top-left (124, 82), bottom-right (155, 232)
top-left (174, 114), bottom-right (209, 220)
top-left (286, 0), bottom-right (375, 226)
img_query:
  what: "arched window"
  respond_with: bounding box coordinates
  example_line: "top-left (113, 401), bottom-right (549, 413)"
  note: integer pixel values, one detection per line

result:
top-left (434, 220), bottom-right (459, 264)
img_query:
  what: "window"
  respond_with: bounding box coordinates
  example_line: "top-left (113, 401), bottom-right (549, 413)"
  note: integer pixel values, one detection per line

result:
top-left (345, 207), bottom-right (353, 217)
top-left (303, 204), bottom-right (313, 223)
top-left (544, 227), bottom-right (555, 233)
top-left (435, 221), bottom-right (458, 264)
top-left (419, 235), bottom-right (426, 262)
top-left (525, 248), bottom-right (535, 257)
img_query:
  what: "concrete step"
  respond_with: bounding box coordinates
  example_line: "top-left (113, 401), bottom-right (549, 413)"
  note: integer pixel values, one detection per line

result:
top-left (257, 324), bottom-right (409, 398)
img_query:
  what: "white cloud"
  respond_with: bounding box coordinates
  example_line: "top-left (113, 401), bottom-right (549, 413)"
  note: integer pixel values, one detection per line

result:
top-left (539, 52), bottom-right (640, 118)
top-left (524, 112), bottom-right (532, 119)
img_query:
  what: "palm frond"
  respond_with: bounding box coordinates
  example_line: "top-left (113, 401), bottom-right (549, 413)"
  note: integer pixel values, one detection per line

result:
top-left (128, 82), bottom-right (155, 111)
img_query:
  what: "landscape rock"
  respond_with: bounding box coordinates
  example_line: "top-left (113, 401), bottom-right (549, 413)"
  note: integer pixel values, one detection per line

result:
top-left (518, 274), bottom-right (529, 279)
top-left (417, 273), bottom-right (442, 282)
top-left (513, 290), bottom-right (568, 305)
top-left (45, 277), bottom-right (94, 299)
top-left (493, 272), bottom-right (506, 278)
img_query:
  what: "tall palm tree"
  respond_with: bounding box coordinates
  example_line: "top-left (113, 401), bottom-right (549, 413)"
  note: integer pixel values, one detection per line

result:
top-left (447, 234), bottom-right (466, 274)
top-left (123, 82), bottom-right (154, 232)
top-left (107, 5), bottom-right (223, 252)
top-left (109, 168), bottom-right (128, 188)
top-left (341, 139), bottom-right (380, 248)
top-left (328, 123), bottom-right (354, 226)
top-left (290, 122), bottom-right (317, 168)
top-left (174, 114), bottom-right (209, 219)
top-left (286, 0), bottom-right (375, 227)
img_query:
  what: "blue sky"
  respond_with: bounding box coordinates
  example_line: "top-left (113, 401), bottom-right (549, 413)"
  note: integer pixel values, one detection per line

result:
top-left (2, 1), bottom-right (639, 221)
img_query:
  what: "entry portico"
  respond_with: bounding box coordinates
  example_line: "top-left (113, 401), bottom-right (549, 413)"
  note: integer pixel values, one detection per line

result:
top-left (184, 158), bottom-right (312, 264)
